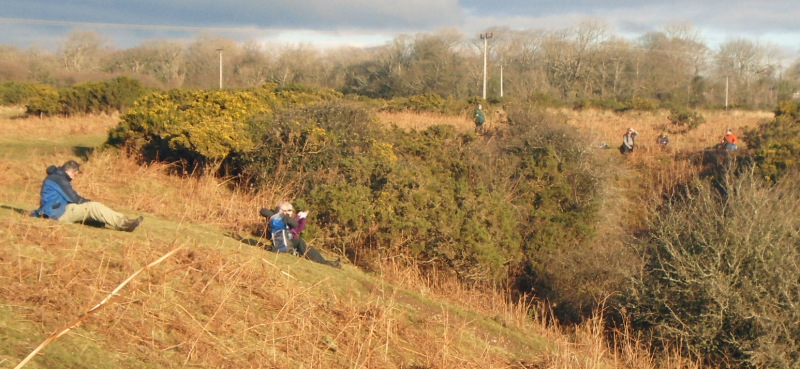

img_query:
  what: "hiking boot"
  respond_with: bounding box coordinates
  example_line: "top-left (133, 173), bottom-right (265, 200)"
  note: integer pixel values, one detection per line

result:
top-left (327, 258), bottom-right (342, 269)
top-left (121, 216), bottom-right (143, 232)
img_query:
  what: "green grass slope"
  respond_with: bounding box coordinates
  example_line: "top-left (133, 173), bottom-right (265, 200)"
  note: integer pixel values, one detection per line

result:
top-left (0, 120), bottom-right (551, 368)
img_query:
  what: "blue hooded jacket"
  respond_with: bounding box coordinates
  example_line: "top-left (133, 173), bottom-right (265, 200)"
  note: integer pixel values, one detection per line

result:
top-left (31, 165), bottom-right (89, 219)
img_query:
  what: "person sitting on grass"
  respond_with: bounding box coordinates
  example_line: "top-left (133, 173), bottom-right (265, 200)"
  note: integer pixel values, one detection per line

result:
top-left (30, 160), bottom-right (143, 232)
top-left (722, 129), bottom-right (739, 150)
top-left (656, 130), bottom-right (670, 148)
top-left (260, 201), bottom-right (341, 268)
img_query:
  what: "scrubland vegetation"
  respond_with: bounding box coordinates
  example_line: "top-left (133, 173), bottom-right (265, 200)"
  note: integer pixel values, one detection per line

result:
top-left (2, 23), bottom-right (800, 368)
top-left (2, 83), bottom-right (798, 368)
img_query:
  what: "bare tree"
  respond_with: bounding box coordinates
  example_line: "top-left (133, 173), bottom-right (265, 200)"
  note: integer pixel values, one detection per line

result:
top-left (714, 38), bottom-right (782, 108)
top-left (232, 40), bottom-right (271, 87)
top-left (541, 20), bottom-right (610, 100)
top-left (636, 23), bottom-right (709, 106)
top-left (58, 31), bottom-right (109, 72)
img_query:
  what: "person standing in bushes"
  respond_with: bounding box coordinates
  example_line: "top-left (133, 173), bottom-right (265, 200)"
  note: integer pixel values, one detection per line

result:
top-left (619, 127), bottom-right (638, 154)
top-left (473, 103), bottom-right (486, 134)
top-left (30, 160), bottom-right (143, 232)
top-left (260, 201), bottom-right (341, 268)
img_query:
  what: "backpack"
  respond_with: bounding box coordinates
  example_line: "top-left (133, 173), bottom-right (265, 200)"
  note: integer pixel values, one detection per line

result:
top-left (269, 215), bottom-right (294, 253)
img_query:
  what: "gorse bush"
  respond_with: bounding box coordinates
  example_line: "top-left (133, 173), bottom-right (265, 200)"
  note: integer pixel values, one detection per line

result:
top-left (24, 84), bottom-right (60, 117)
top-left (627, 167), bottom-right (800, 369)
top-left (501, 105), bottom-right (602, 321)
top-left (743, 102), bottom-right (800, 182)
top-left (667, 106), bottom-right (705, 130)
top-left (24, 76), bottom-right (146, 117)
top-left (774, 99), bottom-right (799, 120)
top-left (107, 88), bottom-right (602, 318)
top-left (108, 88), bottom-right (268, 170)
top-left (0, 81), bottom-right (40, 105)
top-left (231, 101), bottom-right (378, 187)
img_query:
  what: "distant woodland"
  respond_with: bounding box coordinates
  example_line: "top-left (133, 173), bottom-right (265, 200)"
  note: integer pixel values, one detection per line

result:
top-left (0, 22), bottom-right (798, 110)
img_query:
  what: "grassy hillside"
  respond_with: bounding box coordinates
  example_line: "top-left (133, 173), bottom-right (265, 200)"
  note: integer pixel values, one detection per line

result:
top-left (0, 106), bottom-right (771, 368)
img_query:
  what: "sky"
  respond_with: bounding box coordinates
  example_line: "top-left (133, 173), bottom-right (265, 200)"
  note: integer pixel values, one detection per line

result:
top-left (1, 0), bottom-right (799, 62)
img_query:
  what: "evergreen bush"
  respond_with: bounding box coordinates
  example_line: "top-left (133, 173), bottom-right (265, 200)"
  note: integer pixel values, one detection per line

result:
top-left (24, 77), bottom-right (146, 117)
top-left (667, 106), bottom-right (705, 130)
top-left (107, 89), bottom-right (603, 318)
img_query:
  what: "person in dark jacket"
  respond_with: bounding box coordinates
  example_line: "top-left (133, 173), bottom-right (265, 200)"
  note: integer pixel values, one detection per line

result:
top-left (473, 104), bottom-right (486, 134)
top-left (260, 201), bottom-right (341, 268)
top-left (30, 160), bottom-right (142, 232)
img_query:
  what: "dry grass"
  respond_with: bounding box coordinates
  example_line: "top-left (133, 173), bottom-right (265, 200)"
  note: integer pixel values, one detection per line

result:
top-left (0, 107), bottom-right (754, 368)
top-left (566, 108), bottom-right (772, 154)
top-left (0, 107), bottom-right (119, 142)
top-left (376, 110), bottom-right (476, 132)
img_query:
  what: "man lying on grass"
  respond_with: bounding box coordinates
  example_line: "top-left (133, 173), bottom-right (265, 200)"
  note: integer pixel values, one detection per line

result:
top-left (30, 160), bottom-right (143, 232)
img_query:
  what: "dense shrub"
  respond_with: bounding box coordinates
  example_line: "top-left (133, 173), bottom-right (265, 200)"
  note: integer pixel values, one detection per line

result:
top-left (627, 168), bottom-right (800, 368)
top-left (501, 104), bottom-right (602, 321)
top-left (628, 97), bottom-right (660, 111)
top-left (0, 81), bottom-right (38, 105)
top-left (238, 108), bottom-right (529, 281)
top-left (24, 76), bottom-right (146, 117)
top-left (667, 106), bottom-right (705, 130)
top-left (573, 98), bottom-right (628, 112)
top-left (774, 99), bottom-right (799, 120)
top-left (230, 101), bottom-right (378, 185)
top-left (743, 107), bottom-right (800, 182)
top-left (107, 89), bottom-right (602, 317)
top-left (24, 84), bottom-right (60, 117)
top-left (527, 91), bottom-right (564, 109)
top-left (108, 88), bottom-right (270, 171)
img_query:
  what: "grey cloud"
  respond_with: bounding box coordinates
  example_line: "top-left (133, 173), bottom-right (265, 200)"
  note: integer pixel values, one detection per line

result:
top-left (5, 0), bottom-right (463, 31)
top-left (1, 0), bottom-right (798, 57)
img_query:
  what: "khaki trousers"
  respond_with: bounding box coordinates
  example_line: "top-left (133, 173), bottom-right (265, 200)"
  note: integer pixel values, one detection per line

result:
top-left (59, 201), bottom-right (128, 230)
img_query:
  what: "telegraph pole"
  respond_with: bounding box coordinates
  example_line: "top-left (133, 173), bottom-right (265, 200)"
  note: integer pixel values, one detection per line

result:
top-left (480, 33), bottom-right (492, 100)
top-left (725, 75), bottom-right (729, 110)
top-left (500, 63), bottom-right (504, 98)
top-left (217, 48), bottom-right (224, 89)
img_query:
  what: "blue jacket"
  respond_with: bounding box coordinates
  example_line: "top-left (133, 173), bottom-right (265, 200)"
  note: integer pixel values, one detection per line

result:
top-left (31, 165), bottom-right (89, 219)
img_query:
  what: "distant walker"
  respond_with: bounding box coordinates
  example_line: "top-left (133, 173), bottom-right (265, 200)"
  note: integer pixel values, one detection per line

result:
top-left (473, 104), bottom-right (486, 134)
top-left (619, 128), bottom-right (638, 154)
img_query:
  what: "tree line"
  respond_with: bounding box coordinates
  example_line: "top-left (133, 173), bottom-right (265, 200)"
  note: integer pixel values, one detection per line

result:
top-left (0, 21), bottom-right (797, 110)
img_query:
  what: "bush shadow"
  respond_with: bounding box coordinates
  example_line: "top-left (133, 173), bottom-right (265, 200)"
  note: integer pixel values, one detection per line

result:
top-left (72, 146), bottom-right (96, 161)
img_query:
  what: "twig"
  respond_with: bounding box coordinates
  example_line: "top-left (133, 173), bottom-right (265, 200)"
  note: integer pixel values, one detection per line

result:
top-left (14, 244), bottom-right (185, 369)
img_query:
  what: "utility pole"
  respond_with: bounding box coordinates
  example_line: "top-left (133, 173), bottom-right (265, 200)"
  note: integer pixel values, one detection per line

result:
top-left (217, 48), bottom-right (224, 89)
top-left (725, 75), bottom-right (729, 110)
top-left (500, 63), bottom-right (504, 98)
top-left (480, 32), bottom-right (492, 100)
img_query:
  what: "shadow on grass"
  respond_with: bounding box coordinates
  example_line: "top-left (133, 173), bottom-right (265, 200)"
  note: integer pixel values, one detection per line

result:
top-left (81, 219), bottom-right (109, 229)
top-left (225, 232), bottom-right (270, 250)
top-left (1, 205), bottom-right (30, 215)
top-left (2, 205), bottom-right (109, 230)
top-left (72, 146), bottom-right (96, 161)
